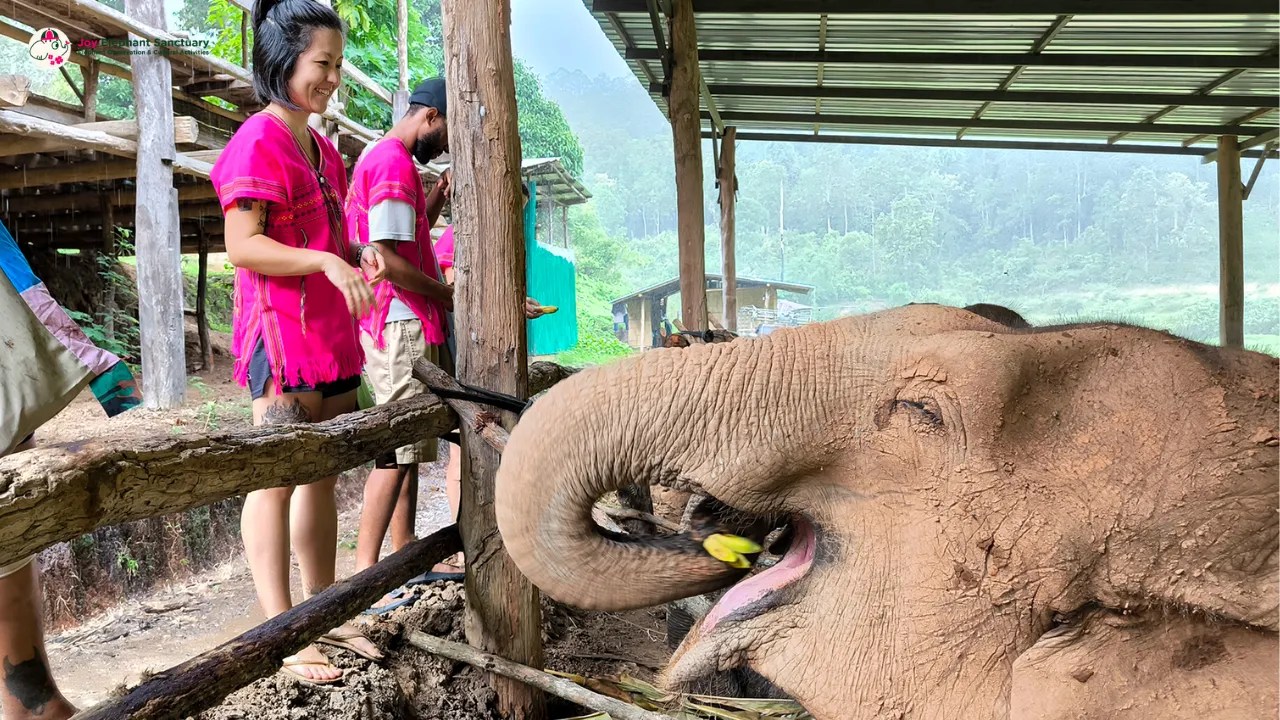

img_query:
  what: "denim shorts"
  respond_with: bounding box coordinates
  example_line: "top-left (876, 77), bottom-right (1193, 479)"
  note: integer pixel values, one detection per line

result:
top-left (246, 338), bottom-right (361, 400)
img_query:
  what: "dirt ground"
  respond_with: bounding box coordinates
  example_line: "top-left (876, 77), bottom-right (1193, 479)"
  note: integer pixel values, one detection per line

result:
top-left (37, 337), bottom-right (672, 719)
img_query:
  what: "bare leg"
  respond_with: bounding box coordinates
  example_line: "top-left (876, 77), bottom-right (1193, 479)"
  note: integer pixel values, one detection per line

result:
top-left (390, 464), bottom-right (418, 551)
top-left (354, 465), bottom-right (407, 572)
top-left (246, 383), bottom-right (339, 682)
top-left (431, 443), bottom-right (464, 573)
top-left (0, 563), bottom-right (76, 720)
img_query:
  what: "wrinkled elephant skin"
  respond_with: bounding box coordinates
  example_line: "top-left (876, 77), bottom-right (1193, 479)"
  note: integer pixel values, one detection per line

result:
top-left (494, 304), bottom-right (1279, 719)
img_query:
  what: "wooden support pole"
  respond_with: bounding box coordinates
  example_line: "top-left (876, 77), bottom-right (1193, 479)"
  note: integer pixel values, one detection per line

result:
top-left (393, 0), bottom-right (410, 122)
top-left (101, 194), bottom-right (116, 340)
top-left (196, 228), bottom-right (212, 371)
top-left (82, 60), bottom-right (100, 120)
top-left (561, 204), bottom-right (569, 248)
top-left (669, 0), bottom-right (707, 331)
top-left (0, 361), bottom-right (575, 567)
top-left (127, 0), bottom-right (186, 409)
top-left (72, 525), bottom-right (463, 720)
top-left (440, 0), bottom-right (545, 716)
top-left (1216, 135), bottom-right (1245, 348)
top-left (406, 632), bottom-right (671, 720)
top-left (719, 126), bottom-right (737, 331)
top-left (240, 10), bottom-right (248, 67)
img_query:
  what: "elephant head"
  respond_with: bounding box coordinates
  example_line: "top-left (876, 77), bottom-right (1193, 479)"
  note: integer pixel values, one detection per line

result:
top-left (495, 304), bottom-right (1278, 718)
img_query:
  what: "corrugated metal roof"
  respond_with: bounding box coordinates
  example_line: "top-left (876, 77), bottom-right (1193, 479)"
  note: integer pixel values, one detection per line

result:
top-left (585, 1), bottom-right (1279, 155)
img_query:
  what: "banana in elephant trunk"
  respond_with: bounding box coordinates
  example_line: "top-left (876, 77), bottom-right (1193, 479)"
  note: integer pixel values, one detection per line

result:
top-left (495, 304), bottom-right (1279, 720)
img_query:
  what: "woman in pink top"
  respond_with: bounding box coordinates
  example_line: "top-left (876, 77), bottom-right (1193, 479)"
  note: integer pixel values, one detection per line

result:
top-left (211, 0), bottom-right (384, 685)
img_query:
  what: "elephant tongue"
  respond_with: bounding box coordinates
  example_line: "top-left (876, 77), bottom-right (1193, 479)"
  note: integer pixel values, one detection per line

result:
top-left (702, 516), bottom-right (815, 635)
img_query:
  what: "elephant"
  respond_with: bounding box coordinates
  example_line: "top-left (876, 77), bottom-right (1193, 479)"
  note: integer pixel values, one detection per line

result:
top-left (494, 303), bottom-right (1278, 719)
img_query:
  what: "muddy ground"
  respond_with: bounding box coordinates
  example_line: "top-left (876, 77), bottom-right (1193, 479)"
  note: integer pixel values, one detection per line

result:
top-left (38, 338), bottom-right (672, 719)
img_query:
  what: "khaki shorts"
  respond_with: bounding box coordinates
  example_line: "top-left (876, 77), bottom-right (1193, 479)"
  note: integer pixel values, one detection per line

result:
top-left (0, 555), bottom-right (34, 579)
top-left (361, 319), bottom-right (439, 465)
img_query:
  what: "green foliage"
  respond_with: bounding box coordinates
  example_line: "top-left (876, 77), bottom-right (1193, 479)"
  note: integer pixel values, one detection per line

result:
top-left (555, 275), bottom-right (632, 367)
top-left (514, 61), bottom-right (584, 177)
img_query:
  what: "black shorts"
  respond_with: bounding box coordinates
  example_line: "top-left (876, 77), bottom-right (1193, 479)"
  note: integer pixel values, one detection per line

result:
top-left (247, 338), bottom-right (361, 400)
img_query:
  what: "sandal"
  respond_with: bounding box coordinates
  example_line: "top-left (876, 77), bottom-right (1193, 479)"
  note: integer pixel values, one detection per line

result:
top-left (281, 654), bottom-right (344, 685)
top-left (317, 623), bottom-right (385, 662)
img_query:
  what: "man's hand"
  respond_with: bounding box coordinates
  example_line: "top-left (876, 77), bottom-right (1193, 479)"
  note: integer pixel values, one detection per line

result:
top-left (525, 297), bottom-right (543, 319)
top-left (357, 244), bottom-right (387, 285)
top-left (435, 169), bottom-right (452, 199)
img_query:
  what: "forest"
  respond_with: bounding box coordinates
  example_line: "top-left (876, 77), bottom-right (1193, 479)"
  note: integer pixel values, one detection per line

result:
top-left (4, 0), bottom-right (1276, 359)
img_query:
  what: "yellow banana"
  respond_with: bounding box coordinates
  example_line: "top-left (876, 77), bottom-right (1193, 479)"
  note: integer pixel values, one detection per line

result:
top-left (703, 533), bottom-right (761, 569)
top-left (540, 305), bottom-right (558, 314)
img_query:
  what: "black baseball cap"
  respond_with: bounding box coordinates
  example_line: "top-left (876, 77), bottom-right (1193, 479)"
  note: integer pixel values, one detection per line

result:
top-left (409, 78), bottom-right (447, 116)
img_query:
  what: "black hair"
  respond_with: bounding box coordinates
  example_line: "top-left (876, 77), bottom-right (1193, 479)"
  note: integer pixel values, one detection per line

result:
top-left (521, 182), bottom-right (530, 198)
top-left (251, 0), bottom-right (344, 110)
top-left (406, 103), bottom-right (428, 116)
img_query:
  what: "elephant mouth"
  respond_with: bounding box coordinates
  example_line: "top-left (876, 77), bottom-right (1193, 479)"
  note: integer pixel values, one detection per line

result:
top-left (700, 514), bottom-right (816, 634)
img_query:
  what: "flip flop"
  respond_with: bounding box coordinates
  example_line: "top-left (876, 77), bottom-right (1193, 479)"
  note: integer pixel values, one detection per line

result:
top-left (281, 655), bottom-right (344, 685)
top-left (362, 593), bottom-right (419, 616)
top-left (317, 624), bottom-right (385, 662)
top-left (404, 570), bottom-right (465, 587)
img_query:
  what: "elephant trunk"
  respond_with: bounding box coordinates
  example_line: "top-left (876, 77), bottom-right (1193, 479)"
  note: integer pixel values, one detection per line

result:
top-left (496, 330), bottom-right (833, 611)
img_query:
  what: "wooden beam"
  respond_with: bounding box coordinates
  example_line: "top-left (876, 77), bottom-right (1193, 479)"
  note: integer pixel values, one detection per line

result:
top-left (644, 0), bottom-right (671, 85)
top-left (1203, 127), bottom-right (1280, 164)
top-left (0, 110), bottom-right (213, 179)
top-left (0, 159), bottom-right (138, 190)
top-left (675, 83), bottom-right (1275, 108)
top-left (1183, 108), bottom-right (1274, 147)
top-left (706, 130), bottom-right (1280, 158)
top-left (75, 117), bottom-right (200, 145)
top-left (71, 526), bottom-right (462, 720)
top-left (0, 75), bottom-right (31, 108)
top-left (719, 126), bottom-right (736, 332)
top-left (440, 0), bottom-right (545, 715)
top-left (957, 14), bottom-right (1071, 140)
top-left (128, 0), bottom-right (187, 410)
top-left (670, 0), bottom-right (707, 331)
top-left (1242, 142), bottom-right (1274, 201)
top-left (592, 0), bottom-right (1277, 12)
top-left (1, 184), bottom-right (218, 214)
top-left (625, 47), bottom-right (1280, 70)
top-left (703, 110), bottom-right (1271, 139)
top-left (1217, 136), bottom-right (1244, 349)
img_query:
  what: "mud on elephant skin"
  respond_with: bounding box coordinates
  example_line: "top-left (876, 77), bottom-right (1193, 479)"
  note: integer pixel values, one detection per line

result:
top-left (495, 304), bottom-right (1279, 719)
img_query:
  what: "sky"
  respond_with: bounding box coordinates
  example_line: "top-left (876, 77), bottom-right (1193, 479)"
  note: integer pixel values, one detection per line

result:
top-left (511, 0), bottom-right (631, 80)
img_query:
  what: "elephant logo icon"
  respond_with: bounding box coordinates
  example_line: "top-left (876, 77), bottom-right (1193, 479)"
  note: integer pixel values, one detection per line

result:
top-left (28, 28), bottom-right (71, 68)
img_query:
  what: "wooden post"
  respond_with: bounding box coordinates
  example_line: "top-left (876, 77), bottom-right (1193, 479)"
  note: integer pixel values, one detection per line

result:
top-left (1216, 135), bottom-right (1244, 348)
top-left (127, 0), bottom-right (186, 408)
top-left (560, 204), bottom-right (569, 248)
top-left (440, 1), bottom-right (545, 718)
top-left (393, 0), bottom-right (409, 122)
top-left (669, 0), bottom-right (707, 332)
top-left (239, 11), bottom-right (248, 67)
top-left (718, 126), bottom-right (736, 331)
top-left (100, 195), bottom-right (116, 341)
top-left (196, 228), bottom-right (212, 371)
top-left (81, 60), bottom-right (100, 120)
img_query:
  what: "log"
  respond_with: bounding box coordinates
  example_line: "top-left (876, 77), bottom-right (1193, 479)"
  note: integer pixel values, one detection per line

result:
top-left (406, 631), bottom-right (671, 720)
top-left (670, 0), bottom-right (707, 331)
top-left (441, 0), bottom-right (545, 714)
top-left (72, 525), bottom-right (463, 720)
top-left (599, 505), bottom-right (680, 534)
top-left (719, 126), bottom-right (737, 332)
top-left (0, 363), bottom-right (575, 567)
top-left (1216, 135), bottom-right (1244, 348)
top-left (0, 159), bottom-right (140, 191)
top-left (0, 74), bottom-right (30, 108)
top-left (614, 484), bottom-right (657, 536)
top-left (0, 111), bottom-right (213, 179)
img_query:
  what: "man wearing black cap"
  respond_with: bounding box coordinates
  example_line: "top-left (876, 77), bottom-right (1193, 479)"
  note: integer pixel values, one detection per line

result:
top-left (346, 78), bottom-right (457, 595)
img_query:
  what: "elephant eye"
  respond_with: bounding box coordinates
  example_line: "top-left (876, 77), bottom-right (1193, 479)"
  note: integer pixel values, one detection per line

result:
top-left (896, 399), bottom-right (944, 428)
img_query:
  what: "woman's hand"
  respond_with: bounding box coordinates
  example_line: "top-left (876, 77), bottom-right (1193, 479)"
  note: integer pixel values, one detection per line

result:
top-left (323, 255), bottom-right (376, 318)
top-left (356, 244), bottom-right (387, 285)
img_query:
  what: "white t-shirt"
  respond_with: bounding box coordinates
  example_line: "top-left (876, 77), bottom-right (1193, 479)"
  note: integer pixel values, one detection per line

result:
top-left (369, 199), bottom-right (418, 323)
